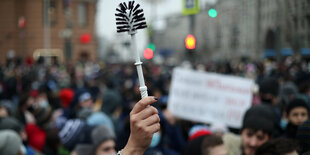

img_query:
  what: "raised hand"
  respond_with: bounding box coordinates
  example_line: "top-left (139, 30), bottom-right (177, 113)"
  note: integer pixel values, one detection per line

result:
top-left (122, 96), bottom-right (160, 155)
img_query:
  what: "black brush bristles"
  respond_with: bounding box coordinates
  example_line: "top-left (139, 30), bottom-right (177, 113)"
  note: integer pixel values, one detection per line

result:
top-left (115, 1), bottom-right (147, 34)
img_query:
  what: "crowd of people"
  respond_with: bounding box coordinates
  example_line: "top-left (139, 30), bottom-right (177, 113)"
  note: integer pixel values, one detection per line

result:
top-left (0, 56), bottom-right (310, 155)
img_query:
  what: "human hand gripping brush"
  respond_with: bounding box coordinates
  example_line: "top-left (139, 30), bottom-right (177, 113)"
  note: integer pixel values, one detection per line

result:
top-left (115, 1), bottom-right (148, 98)
top-left (115, 2), bottom-right (160, 155)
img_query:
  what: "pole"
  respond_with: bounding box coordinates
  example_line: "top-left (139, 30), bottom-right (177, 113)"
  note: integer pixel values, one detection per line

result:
top-left (44, 0), bottom-right (51, 65)
top-left (256, 0), bottom-right (261, 59)
top-left (188, 14), bottom-right (196, 63)
top-left (64, 0), bottom-right (72, 62)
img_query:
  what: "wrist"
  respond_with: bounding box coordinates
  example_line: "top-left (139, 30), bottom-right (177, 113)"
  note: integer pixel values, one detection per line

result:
top-left (122, 138), bottom-right (146, 155)
top-left (122, 146), bottom-right (145, 155)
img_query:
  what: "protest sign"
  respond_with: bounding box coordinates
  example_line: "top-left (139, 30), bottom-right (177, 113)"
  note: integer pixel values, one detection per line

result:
top-left (168, 68), bottom-right (254, 128)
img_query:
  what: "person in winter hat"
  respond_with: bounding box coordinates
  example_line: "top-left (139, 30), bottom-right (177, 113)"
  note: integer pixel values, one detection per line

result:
top-left (58, 119), bottom-right (86, 151)
top-left (90, 125), bottom-right (116, 155)
top-left (59, 88), bottom-right (74, 108)
top-left (282, 98), bottom-right (309, 138)
top-left (258, 77), bottom-right (279, 105)
top-left (223, 104), bottom-right (276, 155)
top-left (258, 77), bottom-right (282, 136)
top-left (201, 134), bottom-right (227, 155)
top-left (68, 89), bottom-right (94, 119)
top-left (0, 116), bottom-right (22, 133)
top-left (0, 99), bottom-right (14, 117)
top-left (188, 125), bottom-right (212, 141)
top-left (278, 82), bottom-right (298, 108)
top-left (182, 135), bottom-right (207, 155)
top-left (0, 130), bottom-right (22, 155)
top-left (86, 112), bottom-right (114, 131)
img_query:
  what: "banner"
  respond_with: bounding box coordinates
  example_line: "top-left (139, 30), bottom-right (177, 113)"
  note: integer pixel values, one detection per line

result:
top-left (168, 68), bottom-right (254, 128)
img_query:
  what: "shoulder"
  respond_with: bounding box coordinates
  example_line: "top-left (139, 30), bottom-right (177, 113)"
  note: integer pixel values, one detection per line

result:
top-left (223, 133), bottom-right (242, 155)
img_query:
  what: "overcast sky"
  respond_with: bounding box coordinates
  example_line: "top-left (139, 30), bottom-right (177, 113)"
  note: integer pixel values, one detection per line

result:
top-left (95, 0), bottom-right (217, 39)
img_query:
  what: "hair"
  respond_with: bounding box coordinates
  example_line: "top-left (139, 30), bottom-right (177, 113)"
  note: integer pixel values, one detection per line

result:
top-left (255, 138), bottom-right (299, 155)
top-left (45, 129), bottom-right (60, 152)
top-left (201, 135), bottom-right (224, 155)
top-left (240, 128), bottom-right (272, 138)
top-left (241, 121), bottom-right (274, 137)
top-left (259, 77), bottom-right (279, 97)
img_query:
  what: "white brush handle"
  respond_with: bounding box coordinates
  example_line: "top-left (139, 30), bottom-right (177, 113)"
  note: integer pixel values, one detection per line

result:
top-left (131, 34), bottom-right (148, 98)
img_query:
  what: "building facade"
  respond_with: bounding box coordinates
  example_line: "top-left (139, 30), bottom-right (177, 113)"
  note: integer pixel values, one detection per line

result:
top-left (146, 0), bottom-right (310, 63)
top-left (286, 0), bottom-right (310, 51)
top-left (0, 0), bottom-right (97, 64)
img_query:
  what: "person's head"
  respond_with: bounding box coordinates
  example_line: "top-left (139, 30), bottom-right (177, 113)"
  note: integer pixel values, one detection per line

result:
top-left (210, 123), bottom-right (228, 137)
top-left (91, 125), bottom-right (116, 155)
top-left (95, 139), bottom-right (115, 155)
top-left (255, 138), bottom-right (299, 155)
top-left (59, 88), bottom-right (74, 108)
top-left (241, 105), bottom-right (275, 155)
top-left (241, 129), bottom-right (270, 155)
top-left (259, 77), bottom-right (279, 105)
top-left (72, 144), bottom-right (92, 155)
top-left (0, 105), bottom-right (9, 117)
top-left (78, 92), bottom-right (93, 108)
top-left (0, 130), bottom-right (22, 155)
top-left (0, 100), bottom-right (14, 117)
top-left (188, 125), bottom-right (212, 141)
top-left (59, 119), bottom-right (86, 151)
top-left (285, 98), bottom-right (309, 126)
top-left (201, 135), bottom-right (227, 155)
top-left (0, 117), bottom-right (22, 133)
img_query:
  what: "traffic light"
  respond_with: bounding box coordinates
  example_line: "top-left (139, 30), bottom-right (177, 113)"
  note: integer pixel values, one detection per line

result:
top-left (144, 48), bottom-right (153, 59)
top-left (185, 34), bottom-right (196, 50)
top-left (147, 43), bottom-right (156, 51)
top-left (143, 43), bottom-right (155, 59)
top-left (208, 8), bottom-right (217, 18)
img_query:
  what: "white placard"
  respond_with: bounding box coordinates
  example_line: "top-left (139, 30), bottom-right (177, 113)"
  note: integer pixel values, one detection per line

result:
top-left (168, 68), bottom-right (254, 128)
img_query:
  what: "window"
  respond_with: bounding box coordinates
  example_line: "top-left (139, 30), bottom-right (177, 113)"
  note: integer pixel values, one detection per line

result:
top-left (78, 2), bottom-right (88, 27)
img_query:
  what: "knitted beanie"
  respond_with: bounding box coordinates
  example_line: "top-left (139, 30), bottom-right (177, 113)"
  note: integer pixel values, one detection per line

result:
top-left (286, 98), bottom-right (310, 115)
top-left (86, 112), bottom-right (114, 130)
top-left (0, 130), bottom-right (22, 155)
top-left (0, 117), bottom-right (22, 132)
top-left (79, 92), bottom-right (92, 103)
top-left (58, 119), bottom-right (86, 151)
top-left (91, 125), bottom-right (115, 149)
top-left (73, 144), bottom-right (92, 155)
top-left (188, 125), bottom-right (212, 141)
top-left (259, 77), bottom-right (279, 96)
top-left (59, 88), bottom-right (74, 108)
top-left (242, 104), bottom-right (275, 135)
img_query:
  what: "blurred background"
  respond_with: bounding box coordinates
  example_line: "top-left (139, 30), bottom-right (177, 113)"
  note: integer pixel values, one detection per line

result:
top-left (1, 0), bottom-right (310, 155)
top-left (1, 0), bottom-right (309, 64)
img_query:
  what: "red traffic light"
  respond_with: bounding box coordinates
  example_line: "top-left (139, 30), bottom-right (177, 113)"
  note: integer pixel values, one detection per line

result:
top-left (80, 33), bottom-right (92, 44)
top-left (144, 48), bottom-right (154, 59)
top-left (18, 17), bottom-right (26, 28)
top-left (185, 34), bottom-right (196, 50)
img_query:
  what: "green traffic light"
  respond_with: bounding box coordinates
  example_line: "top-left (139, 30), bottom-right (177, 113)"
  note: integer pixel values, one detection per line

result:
top-left (147, 43), bottom-right (156, 51)
top-left (208, 8), bottom-right (217, 18)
